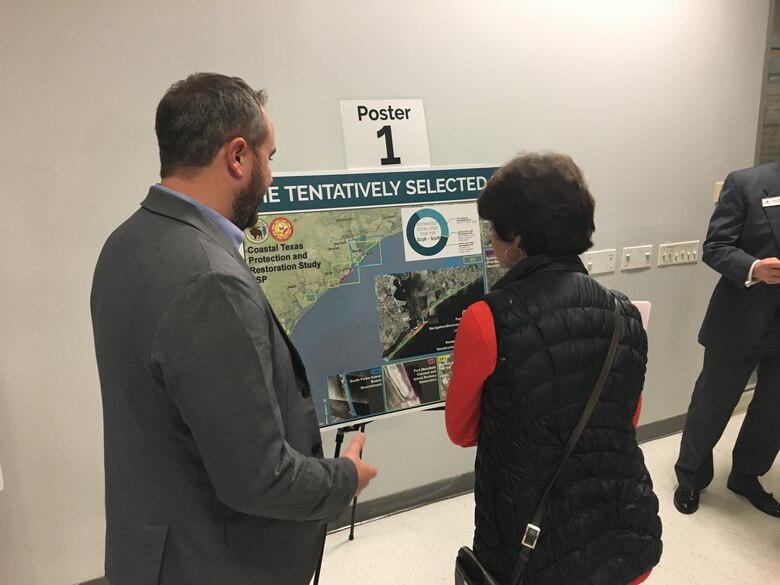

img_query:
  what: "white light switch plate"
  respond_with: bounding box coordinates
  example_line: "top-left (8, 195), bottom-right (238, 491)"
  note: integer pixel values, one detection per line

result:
top-left (620, 245), bottom-right (653, 271)
top-left (658, 240), bottom-right (700, 266)
top-left (581, 248), bottom-right (616, 275)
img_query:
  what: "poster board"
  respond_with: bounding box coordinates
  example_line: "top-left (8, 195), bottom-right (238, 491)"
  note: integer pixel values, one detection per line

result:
top-left (244, 165), bottom-right (497, 427)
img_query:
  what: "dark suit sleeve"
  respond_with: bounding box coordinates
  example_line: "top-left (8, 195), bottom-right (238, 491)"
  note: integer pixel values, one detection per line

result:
top-left (702, 171), bottom-right (757, 286)
top-left (150, 271), bottom-right (357, 521)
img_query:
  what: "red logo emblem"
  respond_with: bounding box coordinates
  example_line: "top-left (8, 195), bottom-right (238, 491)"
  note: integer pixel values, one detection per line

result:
top-left (270, 217), bottom-right (294, 242)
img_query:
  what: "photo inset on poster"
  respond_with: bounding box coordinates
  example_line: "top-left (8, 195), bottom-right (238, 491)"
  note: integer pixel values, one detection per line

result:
top-left (375, 264), bottom-right (483, 361)
top-left (484, 249), bottom-right (502, 291)
top-left (344, 368), bottom-right (385, 417)
top-left (326, 368), bottom-right (385, 424)
top-left (437, 354), bottom-right (453, 400)
top-left (383, 358), bottom-right (440, 412)
top-left (327, 374), bottom-right (353, 422)
top-left (480, 219), bottom-right (492, 249)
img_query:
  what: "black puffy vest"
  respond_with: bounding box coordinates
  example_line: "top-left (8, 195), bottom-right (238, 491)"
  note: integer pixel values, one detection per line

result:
top-left (473, 255), bottom-right (662, 585)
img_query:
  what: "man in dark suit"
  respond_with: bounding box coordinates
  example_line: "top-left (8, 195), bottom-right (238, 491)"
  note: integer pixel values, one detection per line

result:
top-left (91, 73), bottom-right (377, 585)
top-left (674, 162), bottom-right (780, 518)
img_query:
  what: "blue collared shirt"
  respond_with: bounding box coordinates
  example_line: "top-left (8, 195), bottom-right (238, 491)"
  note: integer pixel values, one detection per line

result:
top-left (155, 183), bottom-right (245, 252)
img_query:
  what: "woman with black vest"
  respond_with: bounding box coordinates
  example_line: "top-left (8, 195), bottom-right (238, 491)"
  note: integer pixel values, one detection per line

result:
top-left (446, 153), bottom-right (662, 585)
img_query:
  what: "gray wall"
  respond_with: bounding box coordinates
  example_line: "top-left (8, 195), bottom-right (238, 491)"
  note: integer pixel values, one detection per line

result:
top-left (0, 1), bottom-right (770, 583)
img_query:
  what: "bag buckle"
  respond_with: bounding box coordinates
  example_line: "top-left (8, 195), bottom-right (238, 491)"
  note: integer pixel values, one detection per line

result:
top-left (521, 524), bottom-right (541, 550)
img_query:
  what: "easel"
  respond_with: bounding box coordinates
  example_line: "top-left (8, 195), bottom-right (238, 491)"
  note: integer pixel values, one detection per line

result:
top-left (312, 421), bottom-right (370, 585)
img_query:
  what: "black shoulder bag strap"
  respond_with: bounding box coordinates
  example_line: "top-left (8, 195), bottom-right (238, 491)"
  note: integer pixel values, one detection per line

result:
top-left (509, 296), bottom-right (623, 585)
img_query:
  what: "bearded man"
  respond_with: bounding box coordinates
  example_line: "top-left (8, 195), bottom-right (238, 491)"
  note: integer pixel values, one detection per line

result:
top-left (91, 73), bottom-right (376, 585)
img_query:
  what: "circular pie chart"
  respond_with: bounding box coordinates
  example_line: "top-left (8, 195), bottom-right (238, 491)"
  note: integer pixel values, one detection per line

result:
top-left (406, 208), bottom-right (449, 256)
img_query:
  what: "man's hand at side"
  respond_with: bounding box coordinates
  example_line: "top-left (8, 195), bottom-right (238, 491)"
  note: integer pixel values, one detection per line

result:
top-left (754, 257), bottom-right (780, 284)
top-left (340, 432), bottom-right (377, 497)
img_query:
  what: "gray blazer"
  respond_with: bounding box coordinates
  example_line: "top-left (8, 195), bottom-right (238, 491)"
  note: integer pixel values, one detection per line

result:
top-left (698, 162), bottom-right (780, 360)
top-left (91, 187), bottom-right (357, 585)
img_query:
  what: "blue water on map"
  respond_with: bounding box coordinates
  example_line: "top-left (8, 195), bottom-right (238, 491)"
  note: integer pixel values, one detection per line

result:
top-left (289, 231), bottom-right (482, 425)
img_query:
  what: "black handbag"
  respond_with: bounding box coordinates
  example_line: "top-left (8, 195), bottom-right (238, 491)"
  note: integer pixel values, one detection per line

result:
top-left (455, 546), bottom-right (499, 585)
top-left (455, 297), bottom-right (623, 585)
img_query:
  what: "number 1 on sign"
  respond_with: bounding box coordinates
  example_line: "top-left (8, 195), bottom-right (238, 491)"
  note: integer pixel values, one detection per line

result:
top-left (377, 125), bottom-right (401, 165)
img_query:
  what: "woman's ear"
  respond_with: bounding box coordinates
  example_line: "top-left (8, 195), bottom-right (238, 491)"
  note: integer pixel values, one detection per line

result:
top-left (512, 234), bottom-right (523, 249)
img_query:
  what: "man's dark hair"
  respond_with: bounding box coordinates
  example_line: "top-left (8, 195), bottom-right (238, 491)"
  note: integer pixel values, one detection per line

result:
top-left (155, 73), bottom-right (268, 177)
top-left (477, 153), bottom-right (595, 256)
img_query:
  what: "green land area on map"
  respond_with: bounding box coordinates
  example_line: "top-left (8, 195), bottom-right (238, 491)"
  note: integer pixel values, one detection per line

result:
top-left (244, 208), bottom-right (401, 334)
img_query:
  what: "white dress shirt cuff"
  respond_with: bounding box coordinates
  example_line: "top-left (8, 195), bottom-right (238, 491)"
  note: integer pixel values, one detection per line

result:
top-left (745, 260), bottom-right (760, 287)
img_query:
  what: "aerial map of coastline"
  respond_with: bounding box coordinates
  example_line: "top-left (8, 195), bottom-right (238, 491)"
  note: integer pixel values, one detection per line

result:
top-left (375, 265), bottom-right (483, 361)
top-left (245, 207), bottom-right (400, 335)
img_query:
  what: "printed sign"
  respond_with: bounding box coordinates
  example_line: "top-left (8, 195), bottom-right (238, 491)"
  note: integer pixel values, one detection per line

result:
top-left (340, 99), bottom-right (430, 169)
top-left (244, 165), bottom-right (497, 427)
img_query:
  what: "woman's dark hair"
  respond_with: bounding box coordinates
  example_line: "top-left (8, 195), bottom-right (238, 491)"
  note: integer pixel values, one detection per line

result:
top-left (477, 153), bottom-right (595, 256)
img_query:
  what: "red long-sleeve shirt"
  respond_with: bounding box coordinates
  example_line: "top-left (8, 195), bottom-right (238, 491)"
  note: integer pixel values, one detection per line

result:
top-left (445, 301), bottom-right (497, 447)
top-left (445, 301), bottom-right (649, 585)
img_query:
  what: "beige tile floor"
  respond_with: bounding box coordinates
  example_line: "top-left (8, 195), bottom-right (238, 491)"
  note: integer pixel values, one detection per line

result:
top-left (315, 413), bottom-right (779, 584)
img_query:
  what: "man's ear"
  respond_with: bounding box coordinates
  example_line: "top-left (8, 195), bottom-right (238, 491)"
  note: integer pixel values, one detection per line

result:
top-left (226, 137), bottom-right (249, 179)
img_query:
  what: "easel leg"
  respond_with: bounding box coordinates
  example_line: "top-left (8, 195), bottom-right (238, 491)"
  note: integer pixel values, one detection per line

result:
top-left (348, 423), bottom-right (366, 540)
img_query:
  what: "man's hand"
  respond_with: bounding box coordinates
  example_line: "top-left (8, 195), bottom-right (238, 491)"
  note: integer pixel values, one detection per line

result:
top-left (753, 257), bottom-right (780, 284)
top-left (340, 432), bottom-right (377, 497)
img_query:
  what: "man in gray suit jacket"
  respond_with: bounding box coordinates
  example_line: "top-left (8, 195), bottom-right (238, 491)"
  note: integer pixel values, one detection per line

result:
top-left (674, 161), bottom-right (780, 518)
top-left (91, 73), bottom-right (377, 585)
